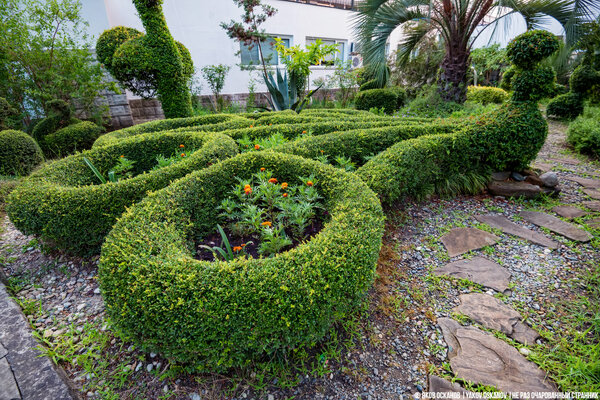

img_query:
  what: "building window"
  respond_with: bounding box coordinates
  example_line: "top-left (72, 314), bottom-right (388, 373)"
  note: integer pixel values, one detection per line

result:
top-left (306, 37), bottom-right (347, 65)
top-left (240, 37), bottom-right (291, 66)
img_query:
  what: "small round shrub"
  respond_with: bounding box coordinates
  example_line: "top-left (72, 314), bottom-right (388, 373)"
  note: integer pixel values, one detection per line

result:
top-left (567, 114), bottom-right (600, 157)
top-left (550, 83), bottom-right (568, 98)
top-left (570, 64), bottom-right (600, 95)
top-left (31, 100), bottom-right (80, 152)
top-left (354, 89), bottom-right (398, 114)
top-left (506, 30), bottom-right (561, 69)
top-left (359, 79), bottom-right (380, 91)
top-left (0, 130), bottom-right (44, 176)
top-left (98, 151), bottom-right (384, 370)
top-left (510, 65), bottom-right (556, 101)
top-left (7, 131), bottom-right (238, 255)
top-left (96, 26), bottom-right (143, 70)
top-left (389, 86), bottom-right (407, 108)
top-left (466, 86), bottom-right (509, 105)
top-left (44, 121), bottom-right (105, 157)
top-left (546, 92), bottom-right (585, 120)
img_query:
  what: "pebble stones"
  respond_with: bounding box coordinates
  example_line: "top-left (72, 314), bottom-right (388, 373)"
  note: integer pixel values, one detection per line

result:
top-left (437, 318), bottom-right (557, 393)
top-left (434, 257), bottom-right (511, 292)
top-left (440, 228), bottom-right (499, 257)
top-left (453, 293), bottom-right (540, 345)
top-left (520, 211), bottom-right (592, 242)
top-left (474, 214), bottom-right (558, 249)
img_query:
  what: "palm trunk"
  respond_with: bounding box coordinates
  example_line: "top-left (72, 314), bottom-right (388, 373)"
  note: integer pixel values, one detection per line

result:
top-left (438, 46), bottom-right (469, 103)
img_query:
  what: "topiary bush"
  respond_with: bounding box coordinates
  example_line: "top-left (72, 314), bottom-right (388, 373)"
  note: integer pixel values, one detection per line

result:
top-left (31, 99), bottom-right (80, 152)
top-left (389, 86), bottom-right (407, 109)
top-left (506, 29), bottom-right (561, 69)
top-left (510, 65), bottom-right (556, 102)
top-left (354, 89), bottom-right (398, 114)
top-left (567, 110), bottom-right (600, 157)
top-left (500, 65), bottom-right (515, 91)
top-left (0, 130), bottom-right (44, 176)
top-left (7, 131), bottom-right (238, 255)
top-left (466, 86), bottom-right (509, 105)
top-left (96, 0), bottom-right (193, 118)
top-left (98, 151), bottom-right (384, 370)
top-left (359, 79), bottom-right (379, 91)
top-left (546, 92), bottom-right (585, 120)
top-left (44, 121), bottom-right (105, 157)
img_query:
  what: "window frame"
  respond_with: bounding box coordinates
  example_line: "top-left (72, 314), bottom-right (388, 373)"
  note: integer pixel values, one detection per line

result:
top-left (239, 35), bottom-right (293, 68)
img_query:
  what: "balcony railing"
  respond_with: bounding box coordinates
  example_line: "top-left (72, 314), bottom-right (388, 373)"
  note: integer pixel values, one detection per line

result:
top-left (278, 0), bottom-right (356, 10)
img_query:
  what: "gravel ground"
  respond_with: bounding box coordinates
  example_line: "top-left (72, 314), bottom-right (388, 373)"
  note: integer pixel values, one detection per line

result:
top-left (0, 119), bottom-right (598, 399)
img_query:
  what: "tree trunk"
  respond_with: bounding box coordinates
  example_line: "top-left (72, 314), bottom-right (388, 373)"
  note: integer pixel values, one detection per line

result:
top-left (438, 41), bottom-right (469, 103)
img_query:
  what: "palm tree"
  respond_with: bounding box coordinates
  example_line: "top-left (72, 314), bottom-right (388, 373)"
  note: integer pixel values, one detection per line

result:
top-left (354, 0), bottom-right (598, 102)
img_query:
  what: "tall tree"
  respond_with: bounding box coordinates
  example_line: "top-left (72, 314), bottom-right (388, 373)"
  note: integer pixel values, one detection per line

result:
top-left (355, 0), bottom-right (598, 103)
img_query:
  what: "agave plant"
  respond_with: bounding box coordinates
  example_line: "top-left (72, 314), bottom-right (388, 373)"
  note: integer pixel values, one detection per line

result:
top-left (263, 67), bottom-right (322, 113)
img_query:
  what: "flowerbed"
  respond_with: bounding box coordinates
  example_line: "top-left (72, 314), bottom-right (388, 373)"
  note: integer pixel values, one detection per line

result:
top-left (98, 151), bottom-right (385, 370)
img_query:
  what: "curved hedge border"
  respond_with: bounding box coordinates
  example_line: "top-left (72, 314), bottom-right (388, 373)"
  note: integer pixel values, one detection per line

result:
top-left (99, 151), bottom-right (384, 370)
top-left (7, 131), bottom-right (238, 255)
top-left (94, 114), bottom-right (251, 147)
top-left (271, 121), bottom-right (465, 162)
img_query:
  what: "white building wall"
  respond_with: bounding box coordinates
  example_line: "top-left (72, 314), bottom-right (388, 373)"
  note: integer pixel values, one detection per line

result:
top-left (82, 0), bottom-right (377, 95)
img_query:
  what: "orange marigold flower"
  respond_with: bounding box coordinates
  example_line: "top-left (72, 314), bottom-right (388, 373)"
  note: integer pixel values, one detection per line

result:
top-left (269, 123), bottom-right (272, 126)
top-left (179, 144), bottom-right (185, 148)
top-left (241, 243), bottom-right (247, 248)
top-left (244, 184), bottom-right (251, 188)
top-left (181, 153), bottom-right (186, 157)
top-left (261, 221), bottom-right (272, 227)
top-left (244, 187), bottom-right (252, 195)
top-left (283, 193), bottom-right (288, 198)
top-left (120, 155), bottom-right (125, 158)
top-left (307, 181), bottom-right (314, 186)
top-left (260, 167), bottom-right (265, 172)
top-left (250, 125), bottom-right (254, 128)
top-left (268, 178), bottom-right (278, 184)
top-left (302, 130), bottom-right (307, 134)
top-left (233, 246), bottom-right (242, 252)
top-left (281, 182), bottom-right (288, 189)
top-left (254, 144), bottom-right (260, 150)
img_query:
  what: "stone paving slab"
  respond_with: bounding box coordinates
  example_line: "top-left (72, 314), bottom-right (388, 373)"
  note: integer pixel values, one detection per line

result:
top-left (440, 228), bottom-right (500, 257)
top-left (583, 188), bottom-right (600, 200)
top-left (475, 214), bottom-right (558, 249)
top-left (454, 293), bottom-right (539, 345)
top-left (434, 257), bottom-right (511, 292)
top-left (428, 375), bottom-right (473, 393)
top-left (551, 205), bottom-right (588, 219)
top-left (438, 318), bottom-right (557, 395)
top-left (587, 218), bottom-right (600, 229)
top-left (0, 280), bottom-right (73, 400)
top-left (583, 201), bottom-right (600, 212)
top-left (0, 357), bottom-right (21, 400)
top-left (520, 211), bottom-right (593, 242)
top-left (564, 176), bottom-right (600, 188)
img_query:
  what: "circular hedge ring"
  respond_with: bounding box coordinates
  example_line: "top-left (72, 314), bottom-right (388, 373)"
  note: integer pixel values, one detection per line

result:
top-left (7, 131), bottom-right (238, 255)
top-left (99, 151), bottom-right (384, 370)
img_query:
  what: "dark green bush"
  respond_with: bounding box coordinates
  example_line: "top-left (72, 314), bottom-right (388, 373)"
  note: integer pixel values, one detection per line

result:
top-left (567, 111), bottom-right (600, 157)
top-left (0, 97), bottom-right (19, 130)
top-left (354, 89), bottom-right (398, 114)
top-left (94, 114), bottom-right (251, 147)
top-left (0, 178), bottom-right (19, 212)
top-left (570, 64), bottom-right (600, 95)
top-left (546, 92), bottom-right (585, 120)
top-left (7, 131), bottom-right (238, 255)
top-left (31, 100), bottom-right (80, 150)
top-left (389, 86), bottom-right (407, 108)
top-left (506, 30), bottom-right (561, 69)
top-left (0, 130), bottom-right (44, 176)
top-left (511, 65), bottom-right (556, 101)
top-left (44, 121), bottom-right (105, 157)
top-left (500, 65), bottom-right (515, 91)
top-left (359, 79), bottom-right (379, 91)
top-left (98, 151), bottom-right (384, 370)
top-left (467, 86), bottom-right (508, 105)
top-left (96, 26), bottom-right (143, 71)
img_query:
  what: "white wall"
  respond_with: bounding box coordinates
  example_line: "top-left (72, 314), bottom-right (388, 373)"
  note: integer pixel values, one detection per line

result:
top-left (83, 0), bottom-right (370, 95)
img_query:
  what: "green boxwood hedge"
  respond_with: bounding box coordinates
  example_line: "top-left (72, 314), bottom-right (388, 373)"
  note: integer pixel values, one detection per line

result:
top-left (94, 115), bottom-right (252, 147)
top-left (44, 121), bottom-right (105, 157)
top-left (7, 131), bottom-right (238, 255)
top-left (354, 89), bottom-right (399, 114)
top-left (98, 151), bottom-right (384, 370)
top-left (0, 130), bottom-right (44, 176)
top-left (466, 86), bottom-right (508, 105)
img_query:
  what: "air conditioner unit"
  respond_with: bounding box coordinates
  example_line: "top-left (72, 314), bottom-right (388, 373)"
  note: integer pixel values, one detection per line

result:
top-left (350, 54), bottom-right (363, 69)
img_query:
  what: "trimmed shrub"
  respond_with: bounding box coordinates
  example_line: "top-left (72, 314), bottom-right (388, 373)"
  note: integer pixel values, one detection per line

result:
top-left (96, 26), bottom-right (143, 71)
top-left (354, 89), bottom-right (398, 114)
top-left (98, 151), bottom-right (384, 370)
top-left (468, 101), bottom-right (547, 171)
top-left (500, 65), bottom-right (515, 91)
top-left (7, 131), bottom-right (238, 255)
top-left (0, 130), bottom-right (44, 176)
top-left (359, 79), bottom-right (379, 91)
top-left (506, 30), bottom-right (561, 69)
top-left (546, 92), bottom-right (585, 120)
top-left (389, 86), bottom-right (407, 108)
top-left (45, 121), bottom-right (105, 157)
top-left (567, 113), bottom-right (600, 157)
top-left (570, 64), bottom-right (600, 95)
top-left (272, 121), bottom-right (466, 163)
top-left (466, 86), bottom-right (508, 105)
top-left (93, 114), bottom-right (252, 147)
top-left (0, 178), bottom-right (19, 212)
top-left (510, 65), bottom-right (556, 102)
top-left (31, 100), bottom-right (80, 151)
